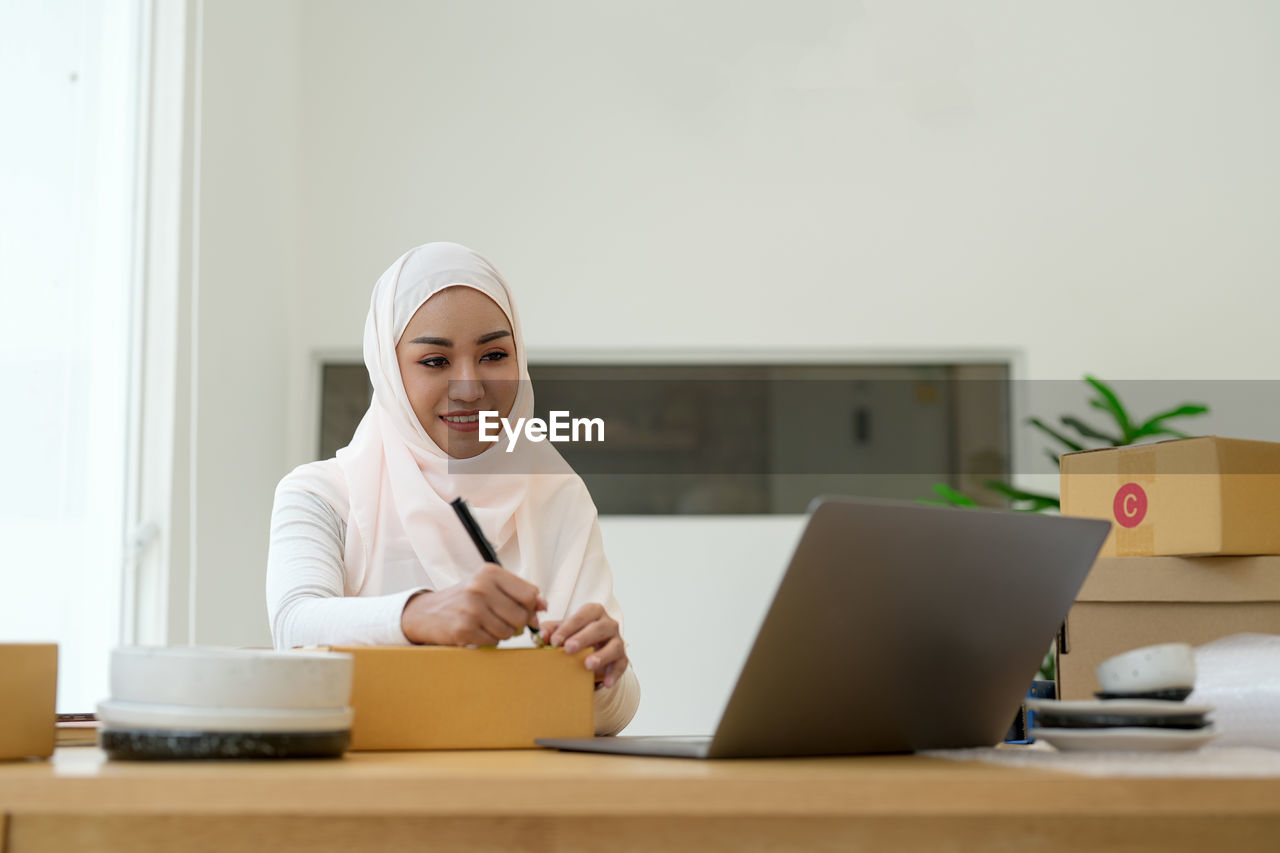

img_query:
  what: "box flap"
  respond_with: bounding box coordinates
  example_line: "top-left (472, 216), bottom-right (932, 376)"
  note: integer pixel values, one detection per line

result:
top-left (1060, 435), bottom-right (1215, 462)
top-left (1061, 435), bottom-right (1280, 472)
top-left (1078, 556), bottom-right (1280, 603)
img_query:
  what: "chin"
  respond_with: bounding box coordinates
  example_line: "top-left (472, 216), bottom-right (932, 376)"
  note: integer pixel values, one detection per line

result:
top-left (440, 440), bottom-right (486, 460)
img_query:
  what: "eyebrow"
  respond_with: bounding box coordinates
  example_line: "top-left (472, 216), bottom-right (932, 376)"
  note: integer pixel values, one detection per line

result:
top-left (408, 330), bottom-right (512, 347)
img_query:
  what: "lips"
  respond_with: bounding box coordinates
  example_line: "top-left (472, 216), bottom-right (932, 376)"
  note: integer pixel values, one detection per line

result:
top-left (440, 410), bottom-right (482, 432)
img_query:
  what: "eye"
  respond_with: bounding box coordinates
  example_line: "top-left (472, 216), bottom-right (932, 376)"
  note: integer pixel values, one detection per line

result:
top-left (417, 356), bottom-right (448, 368)
top-left (479, 351), bottom-right (509, 363)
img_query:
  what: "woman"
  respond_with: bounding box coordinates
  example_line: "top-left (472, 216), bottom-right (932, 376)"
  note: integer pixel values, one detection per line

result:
top-left (266, 242), bottom-right (639, 735)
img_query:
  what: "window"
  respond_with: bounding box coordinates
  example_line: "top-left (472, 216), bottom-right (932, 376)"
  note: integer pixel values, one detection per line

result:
top-left (318, 361), bottom-right (1011, 514)
top-left (0, 1), bottom-right (144, 712)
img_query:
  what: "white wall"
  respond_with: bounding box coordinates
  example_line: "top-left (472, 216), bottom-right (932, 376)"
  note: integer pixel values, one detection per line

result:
top-left (189, 0), bottom-right (300, 645)
top-left (186, 1), bottom-right (1280, 732)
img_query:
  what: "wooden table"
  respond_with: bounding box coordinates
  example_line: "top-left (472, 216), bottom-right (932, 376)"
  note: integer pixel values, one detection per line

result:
top-left (2, 747), bottom-right (1278, 851)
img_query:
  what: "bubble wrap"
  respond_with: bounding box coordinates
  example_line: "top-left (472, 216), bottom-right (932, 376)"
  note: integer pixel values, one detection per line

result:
top-left (924, 743), bottom-right (1280, 777)
top-left (1188, 633), bottom-right (1280, 749)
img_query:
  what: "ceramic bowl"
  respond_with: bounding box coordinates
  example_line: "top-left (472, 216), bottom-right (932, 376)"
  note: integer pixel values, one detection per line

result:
top-left (109, 646), bottom-right (354, 710)
top-left (1096, 642), bottom-right (1195, 695)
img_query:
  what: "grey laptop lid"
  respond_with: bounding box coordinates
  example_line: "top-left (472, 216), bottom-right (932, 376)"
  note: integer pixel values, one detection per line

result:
top-left (538, 496), bottom-right (1110, 759)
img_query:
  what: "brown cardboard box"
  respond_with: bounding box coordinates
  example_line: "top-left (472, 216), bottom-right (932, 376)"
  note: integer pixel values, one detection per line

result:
top-left (1060, 436), bottom-right (1280, 556)
top-left (1056, 556), bottom-right (1280, 699)
top-left (0, 643), bottom-right (57, 760)
top-left (319, 645), bottom-right (594, 750)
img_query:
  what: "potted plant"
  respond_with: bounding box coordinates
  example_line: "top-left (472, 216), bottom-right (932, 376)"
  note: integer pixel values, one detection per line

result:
top-left (924, 376), bottom-right (1209, 688)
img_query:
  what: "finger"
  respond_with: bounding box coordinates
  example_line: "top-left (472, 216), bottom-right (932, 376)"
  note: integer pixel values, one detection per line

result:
top-left (548, 603), bottom-right (604, 647)
top-left (606, 657), bottom-right (629, 687)
top-left (473, 566), bottom-right (537, 633)
top-left (484, 591), bottom-right (532, 636)
top-left (489, 567), bottom-right (542, 617)
top-left (600, 661), bottom-right (628, 689)
top-left (476, 607), bottom-right (519, 642)
top-left (583, 637), bottom-right (626, 678)
top-left (538, 620), bottom-right (560, 640)
top-left (461, 623), bottom-right (502, 647)
top-left (561, 618), bottom-right (616, 655)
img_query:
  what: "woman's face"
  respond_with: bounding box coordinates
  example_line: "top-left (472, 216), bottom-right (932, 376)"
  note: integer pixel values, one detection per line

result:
top-left (395, 286), bottom-right (519, 458)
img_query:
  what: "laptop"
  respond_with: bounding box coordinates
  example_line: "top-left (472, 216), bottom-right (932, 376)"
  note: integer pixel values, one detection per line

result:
top-left (536, 495), bottom-right (1110, 759)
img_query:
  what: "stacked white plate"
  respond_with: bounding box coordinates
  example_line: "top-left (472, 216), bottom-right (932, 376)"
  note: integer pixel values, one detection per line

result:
top-left (1027, 697), bottom-right (1218, 752)
top-left (98, 647), bottom-right (354, 760)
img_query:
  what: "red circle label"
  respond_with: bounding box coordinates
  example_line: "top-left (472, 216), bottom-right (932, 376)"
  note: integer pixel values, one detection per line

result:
top-left (1113, 483), bottom-right (1148, 528)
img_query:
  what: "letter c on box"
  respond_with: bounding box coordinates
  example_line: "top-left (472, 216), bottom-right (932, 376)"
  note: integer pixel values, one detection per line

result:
top-left (1112, 483), bottom-right (1148, 528)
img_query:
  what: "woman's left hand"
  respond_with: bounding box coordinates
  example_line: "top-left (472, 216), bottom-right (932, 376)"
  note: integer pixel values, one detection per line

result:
top-left (541, 602), bottom-right (629, 689)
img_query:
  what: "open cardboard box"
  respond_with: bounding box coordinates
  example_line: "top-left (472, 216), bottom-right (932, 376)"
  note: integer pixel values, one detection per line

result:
top-left (1056, 556), bottom-right (1280, 700)
top-left (0, 643), bottom-right (57, 760)
top-left (311, 645), bottom-right (594, 750)
top-left (1060, 436), bottom-right (1280, 557)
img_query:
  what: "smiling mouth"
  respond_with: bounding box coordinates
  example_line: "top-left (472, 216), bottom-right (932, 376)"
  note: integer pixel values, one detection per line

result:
top-left (440, 411), bottom-right (484, 432)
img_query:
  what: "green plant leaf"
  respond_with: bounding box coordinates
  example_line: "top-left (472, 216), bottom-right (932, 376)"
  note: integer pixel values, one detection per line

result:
top-left (1060, 415), bottom-right (1122, 446)
top-left (930, 482), bottom-right (978, 507)
top-left (1129, 404), bottom-right (1209, 442)
top-left (1037, 645), bottom-right (1056, 681)
top-left (1088, 398), bottom-right (1137, 440)
top-left (1027, 417), bottom-right (1085, 452)
top-left (1085, 375), bottom-right (1136, 442)
top-left (1138, 403), bottom-right (1209, 430)
top-left (1046, 449), bottom-right (1062, 468)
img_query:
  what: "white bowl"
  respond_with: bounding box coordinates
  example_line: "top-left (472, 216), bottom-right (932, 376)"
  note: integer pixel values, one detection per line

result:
top-left (1096, 643), bottom-right (1196, 694)
top-left (109, 646), bottom-right (354, 710)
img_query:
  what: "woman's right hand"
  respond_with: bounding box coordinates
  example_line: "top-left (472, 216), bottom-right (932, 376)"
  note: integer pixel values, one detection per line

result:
top-left (400, 563), bottom-right (546, 646)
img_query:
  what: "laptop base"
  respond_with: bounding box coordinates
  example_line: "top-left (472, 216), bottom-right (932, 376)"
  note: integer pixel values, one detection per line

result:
top-left (536, 735), bottom-right (712, 759)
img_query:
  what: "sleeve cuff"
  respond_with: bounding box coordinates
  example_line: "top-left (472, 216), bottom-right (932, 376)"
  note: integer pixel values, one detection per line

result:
top-left (382, 587), bottom-right (430, 646)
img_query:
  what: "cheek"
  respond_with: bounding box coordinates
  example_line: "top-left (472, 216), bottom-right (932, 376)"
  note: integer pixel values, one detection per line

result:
top-left (403, 370), bottom-right (446, 415)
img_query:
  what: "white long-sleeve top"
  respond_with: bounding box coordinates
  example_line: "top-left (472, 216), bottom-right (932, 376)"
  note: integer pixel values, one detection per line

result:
top-left (265, 472), bottom-right (640, 736)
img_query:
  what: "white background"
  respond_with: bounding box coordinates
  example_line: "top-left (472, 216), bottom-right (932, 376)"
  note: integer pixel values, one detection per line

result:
top-left (0, 0), bottom-right (139, 711)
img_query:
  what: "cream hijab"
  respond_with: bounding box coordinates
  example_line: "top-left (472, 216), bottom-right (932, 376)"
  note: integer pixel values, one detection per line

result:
top-left (306, 243), bottom-right (606, 615)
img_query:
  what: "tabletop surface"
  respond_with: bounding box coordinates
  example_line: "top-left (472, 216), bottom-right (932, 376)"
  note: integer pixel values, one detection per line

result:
top-left (3, 747), bottom-right (1280, 819)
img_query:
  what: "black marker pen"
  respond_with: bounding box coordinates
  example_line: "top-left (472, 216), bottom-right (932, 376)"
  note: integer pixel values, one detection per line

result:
top-left (449, 497), bottom-right (544, 646)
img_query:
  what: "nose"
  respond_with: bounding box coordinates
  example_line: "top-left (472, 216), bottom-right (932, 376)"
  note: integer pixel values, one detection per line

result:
top-left (448, 376), bottom-right (483, 404)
